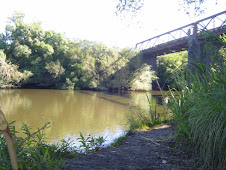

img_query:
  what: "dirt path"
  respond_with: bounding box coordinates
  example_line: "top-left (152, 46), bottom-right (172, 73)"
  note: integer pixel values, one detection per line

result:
top-left (63, 125), bottom-right (197, 170)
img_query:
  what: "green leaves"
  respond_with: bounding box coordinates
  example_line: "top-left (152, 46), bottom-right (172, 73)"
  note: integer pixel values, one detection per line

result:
top-left (1, 12), bottom-right (151, 90)
top-left (12, 44), bottom-right (32, 58)
top-left (8, 12), bottom-right (25, 24)
top-left (45, 60), bottom-right (65, 78)
top-left (157, 51), bottom-right (188, 89)
top-left (0, 122), bottom-right (79, 169)
top-left (0, 50), bottom-right (31, 88)
top-left (169, 33), bottom-right (226, 169)
top-left (78, 132), bottom-right (106, 153)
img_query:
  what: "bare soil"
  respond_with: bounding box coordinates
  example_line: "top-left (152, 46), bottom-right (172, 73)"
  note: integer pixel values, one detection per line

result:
top-left (63, 125), bottom-right (198, 170)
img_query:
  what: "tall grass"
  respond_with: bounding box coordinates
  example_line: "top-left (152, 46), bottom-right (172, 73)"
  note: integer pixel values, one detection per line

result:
top-left (169, 34), bottom-right (226, 169)
top-left (127, 92), bottom-right (169, 131)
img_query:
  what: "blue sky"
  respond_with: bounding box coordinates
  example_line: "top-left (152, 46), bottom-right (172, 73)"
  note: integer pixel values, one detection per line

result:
top-left (0, 0), bottom-right (225, 48)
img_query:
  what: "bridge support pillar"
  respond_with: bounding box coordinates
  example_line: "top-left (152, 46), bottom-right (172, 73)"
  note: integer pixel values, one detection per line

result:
top-left (188, 34), bottom-right (223, 72)
top-left (142, 54), bottom-right (158, 73)
top-left (142, 53), bottom-right (158, 90)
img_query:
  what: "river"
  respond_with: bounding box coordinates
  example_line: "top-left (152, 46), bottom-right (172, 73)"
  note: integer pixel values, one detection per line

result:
top-left (0, 89), bottom-right (166, 147)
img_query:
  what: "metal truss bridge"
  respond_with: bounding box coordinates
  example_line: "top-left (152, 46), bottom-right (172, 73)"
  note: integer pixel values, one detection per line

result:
top-left (136, 10), bottom-right (226, 56)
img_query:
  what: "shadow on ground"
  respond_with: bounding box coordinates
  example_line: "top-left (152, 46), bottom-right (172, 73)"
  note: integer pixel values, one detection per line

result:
top-left (63, 125), bottom-right (198, 170)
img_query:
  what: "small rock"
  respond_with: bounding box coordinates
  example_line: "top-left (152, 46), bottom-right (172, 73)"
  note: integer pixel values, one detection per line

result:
top-left (162, 160), bottom-right (167, 164)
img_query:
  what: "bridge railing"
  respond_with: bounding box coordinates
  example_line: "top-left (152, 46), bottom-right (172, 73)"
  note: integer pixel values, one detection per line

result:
top-left (136, 10), bottom-right (226, 51)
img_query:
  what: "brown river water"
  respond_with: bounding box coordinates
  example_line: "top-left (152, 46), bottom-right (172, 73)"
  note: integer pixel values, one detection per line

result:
top-left (0, 89), bottom-right (166, 146)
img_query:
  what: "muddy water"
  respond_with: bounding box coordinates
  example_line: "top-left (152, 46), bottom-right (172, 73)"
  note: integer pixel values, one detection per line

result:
top-left (0, 89), bottom-right (165, 146)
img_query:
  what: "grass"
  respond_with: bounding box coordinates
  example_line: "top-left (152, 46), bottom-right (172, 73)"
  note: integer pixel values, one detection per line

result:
top-left (0, 121), bottom-right (106, 169)
top-left (0, 122), bottom-right (77, 169)
top-left (127, 91), bottom-right (170, 131)
top-left (168, 34), bottom-right (226, 169)
top-left (110, 135), bottom-right (129, 147)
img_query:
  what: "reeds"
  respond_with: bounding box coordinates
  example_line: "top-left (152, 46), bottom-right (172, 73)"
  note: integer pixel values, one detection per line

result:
top-left (169, 34), bottom-right (226, 169)
top-left (127, 92), bottom-right (169, 131)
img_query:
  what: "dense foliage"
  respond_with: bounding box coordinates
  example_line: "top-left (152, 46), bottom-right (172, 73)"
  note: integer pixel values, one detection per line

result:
top-left (157, 51), bottom-right (188, 89)
top-left (0, 50), bottom-right (31, 88)
top-left (0, 121), bottom-right (107, 169)
top-left (0, 12), bottom-right (188, 91)
top-left (169, 34), bottom-right (226, 169)
top-left (0, 122), bottom-right (74, 169)
top-left (0, 13), bottom-right (159, 90)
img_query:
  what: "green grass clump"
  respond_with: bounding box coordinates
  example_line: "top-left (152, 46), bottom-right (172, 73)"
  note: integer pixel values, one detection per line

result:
top-left (77, 132), bottom-right (106, 153)
top-left (0, 122), bottom-right (78, 170)
top-left (0, 122), bottom-right (108, 169)
top-left (127, 93), bottom-right (170, 131)
top-left (169, 34), bottom-right (226, 169)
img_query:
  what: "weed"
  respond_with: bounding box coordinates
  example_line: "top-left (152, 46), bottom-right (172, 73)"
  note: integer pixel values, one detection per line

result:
top-left (0, 122), bottom-right (78, 169)
top-left (77, 132), bottom-right (106, 153)
top-left (127, 92), bottom-right (170, 131)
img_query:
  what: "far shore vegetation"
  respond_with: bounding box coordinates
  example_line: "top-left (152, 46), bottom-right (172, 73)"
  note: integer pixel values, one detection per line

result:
top-left (0, 12), bottom-right (187, 91)
top-left (0, 12), bottom-right (225, 170)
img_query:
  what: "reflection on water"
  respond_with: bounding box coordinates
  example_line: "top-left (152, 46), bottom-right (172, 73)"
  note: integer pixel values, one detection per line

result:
top-left (103, 91), bottom-right (167, 113)
top-left (0, 89), bottom-right (166, 146)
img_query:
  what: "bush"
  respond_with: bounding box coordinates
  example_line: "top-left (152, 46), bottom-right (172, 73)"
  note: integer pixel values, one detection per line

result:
top-left (0, 50), bottom-right (32, 88)
top-left (0, 122), bottom-right (78, 169)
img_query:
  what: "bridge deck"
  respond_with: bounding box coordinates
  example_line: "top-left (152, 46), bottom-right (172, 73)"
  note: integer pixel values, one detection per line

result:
top-left (142, 37), bottom-right (188, 56)
top-left (137, 11), bottom-right (226, 56)
top-left (142, 26), bottom-right (226, 56)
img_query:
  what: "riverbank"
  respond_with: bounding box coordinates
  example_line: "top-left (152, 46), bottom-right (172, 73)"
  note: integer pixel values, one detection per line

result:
top-left (63, 125), bottom-right (198, 170)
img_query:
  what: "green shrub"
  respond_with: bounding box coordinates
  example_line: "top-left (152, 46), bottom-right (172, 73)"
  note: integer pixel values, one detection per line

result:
top-left (77, 132), bottom-right (106, 153)
top-left (0, 122), bottom-right (78, 169)
top-left (0, 50), bottom-right (32, 88)
top-left (169, 34), bottom-right (226, 169)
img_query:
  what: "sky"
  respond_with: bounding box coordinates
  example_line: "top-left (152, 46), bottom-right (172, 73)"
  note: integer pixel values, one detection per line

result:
top-left (0, 0), bottom-right (225, 48)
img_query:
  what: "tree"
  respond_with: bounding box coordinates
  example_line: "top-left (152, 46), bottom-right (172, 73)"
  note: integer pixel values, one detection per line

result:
top-left (1, 12), bottom-right (163, 91)
top-left (115, 0), bottom-right (144, 16)
top-left (115, 0), bottom-right (209, 16)
top-left (0, 50), bottom-right (32, 88)
top-left (157, 51), bottom-right (188, 89)
top-left (1, 13), bottom-right (68, 88)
